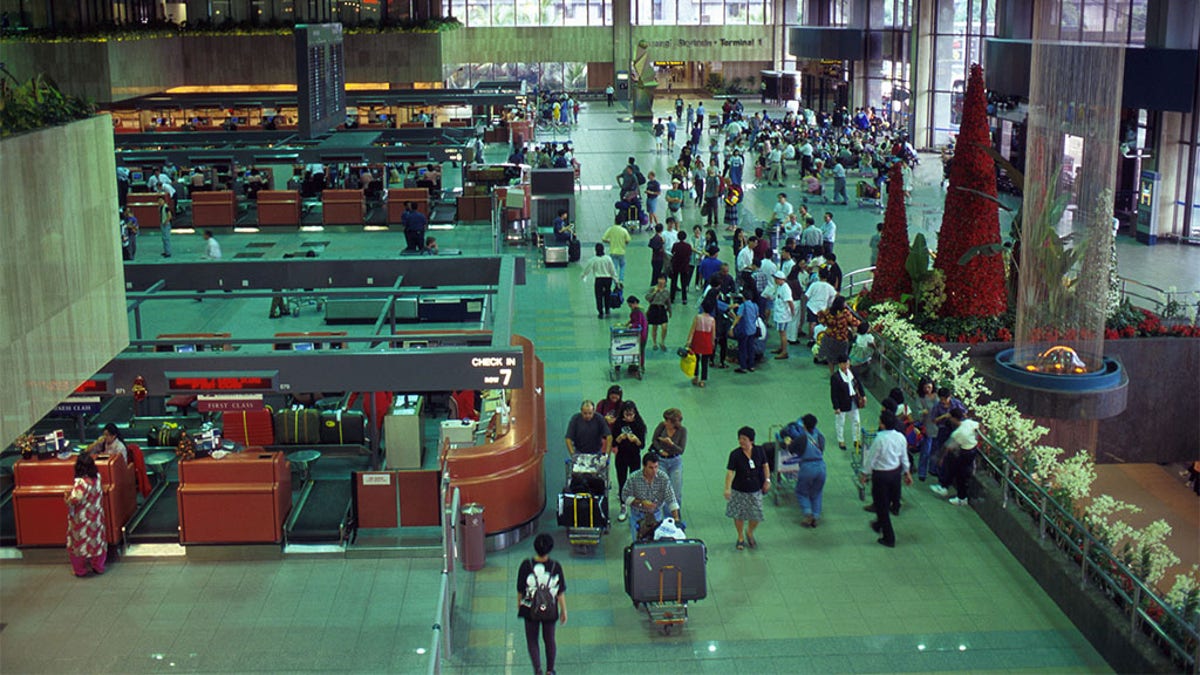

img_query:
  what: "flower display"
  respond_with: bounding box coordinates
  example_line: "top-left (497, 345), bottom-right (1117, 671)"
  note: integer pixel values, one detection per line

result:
top-left (870, 162), bottom-right (912, 302)
top-left (934, 63), bottom-right (1007, 318)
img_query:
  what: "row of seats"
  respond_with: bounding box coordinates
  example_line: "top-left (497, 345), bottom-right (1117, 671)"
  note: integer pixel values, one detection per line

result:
top-left (126, 188), bottom-right (432, 229)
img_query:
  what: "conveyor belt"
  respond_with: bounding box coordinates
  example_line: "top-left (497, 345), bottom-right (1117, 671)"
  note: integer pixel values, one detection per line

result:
top-left (0, 499), bottom-right (14, 546)
top-left (126, 483), bottom-right (180, 543)
top-left (287, 479), bottom-right (351, 543)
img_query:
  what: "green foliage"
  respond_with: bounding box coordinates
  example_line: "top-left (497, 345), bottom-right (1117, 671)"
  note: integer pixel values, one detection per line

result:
top-left (0, 72), bottom-right (94, 138)
top-left (911, 312), bottom-right (1013, 342)
top-left (704, 73), bottom-right (725, 94)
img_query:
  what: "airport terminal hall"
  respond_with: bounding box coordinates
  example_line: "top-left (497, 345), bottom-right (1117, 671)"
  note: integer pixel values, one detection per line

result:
top-left (2, 0), bottom-right (1199, 673)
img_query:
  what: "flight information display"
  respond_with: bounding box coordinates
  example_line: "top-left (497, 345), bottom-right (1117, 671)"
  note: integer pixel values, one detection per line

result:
top-left (295, 23), bottom-right (346, 139)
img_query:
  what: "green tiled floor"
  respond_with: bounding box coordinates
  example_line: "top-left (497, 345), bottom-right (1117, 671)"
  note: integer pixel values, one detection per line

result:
top-left (3, 95), bottom-right (1196, 674)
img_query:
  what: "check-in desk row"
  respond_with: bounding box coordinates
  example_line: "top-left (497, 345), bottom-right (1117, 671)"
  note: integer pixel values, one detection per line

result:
top-left (127, 187), bottom-right (432, 229)
top-left (12, 451), bottom-right (291, 547)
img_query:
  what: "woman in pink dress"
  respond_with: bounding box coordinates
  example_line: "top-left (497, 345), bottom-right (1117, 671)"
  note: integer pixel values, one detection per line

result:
top-left (65, 454), bottom-right (107, 577)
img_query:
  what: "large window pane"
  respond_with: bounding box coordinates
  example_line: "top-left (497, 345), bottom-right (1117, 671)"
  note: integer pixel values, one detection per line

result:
top-left (516, 0), bottom-right (537, 25)
top-left (677, 0), bottom-right (699, 24)
top-left (563, 0), bottom-right (587, 24)
top-left (700, 0), bottom-right (722, 24)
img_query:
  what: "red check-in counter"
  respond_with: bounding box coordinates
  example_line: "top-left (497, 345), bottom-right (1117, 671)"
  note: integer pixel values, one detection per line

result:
top-left (12, 454), bottom-right (137, 547)
top-left (441, 335), bottom-right (546, 536)
top-left (177, 450), bottom-right (292, 544)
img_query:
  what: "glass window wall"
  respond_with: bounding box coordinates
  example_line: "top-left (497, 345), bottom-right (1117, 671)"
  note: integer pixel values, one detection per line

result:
top-left (925, 0), bottom-right (996, 146)
top-left (636, 0), bottom-right (770, 25)
top-left (446, 0), bottom-right (611, 25)
top-left (444, 62), bottom-right (589, 90)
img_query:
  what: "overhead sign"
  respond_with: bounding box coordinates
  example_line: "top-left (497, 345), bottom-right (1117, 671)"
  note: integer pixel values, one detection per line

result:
top-left (469, 354), bottom-right (522, 388)
top-left (54, 396), bottom-right (102, 415)
top-left (166, 371), bottom-right (279, 394)
top-left (197, 394), bottom-right (265, 413)
top-left (74, 375), bottom-right (113, 396)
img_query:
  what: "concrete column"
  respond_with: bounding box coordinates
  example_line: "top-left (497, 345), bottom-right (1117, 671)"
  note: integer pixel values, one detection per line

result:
top-left (994, 0), bottom-right (1031, 40)
top-left (1144, 0), bottom-right (1199, 239)
top-left (612, 0), bottom-right (631, 101)
top-left (910, 0), bottom-right (933, 147)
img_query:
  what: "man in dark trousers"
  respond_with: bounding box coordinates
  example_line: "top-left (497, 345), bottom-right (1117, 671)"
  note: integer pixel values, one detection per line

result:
top-left (401, 202), bottom-right (427, 252)
top-left (860, 410), bottom-right (912, 547)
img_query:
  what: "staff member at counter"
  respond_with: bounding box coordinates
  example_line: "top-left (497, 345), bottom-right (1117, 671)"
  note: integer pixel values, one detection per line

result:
top-left (564, 400), bottom-right (611, 457)
top-left (86, 424), bottom-right (128, 461)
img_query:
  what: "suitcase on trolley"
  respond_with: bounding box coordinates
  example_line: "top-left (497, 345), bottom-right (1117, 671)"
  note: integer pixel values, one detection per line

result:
top-left (557, 492), bottom-right (609, 528)
top-left (319, 409), bottom-right (366, 445)
top-left (623, 539), bottom-right (708, 603)
top-left (274, 409), bottom-right (321, 445)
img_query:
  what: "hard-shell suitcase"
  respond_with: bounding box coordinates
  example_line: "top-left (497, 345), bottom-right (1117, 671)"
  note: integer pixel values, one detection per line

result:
top-left (545, 245), bottom-right (569, 267)
top-left (221, 409), bottom-right (275, 447)
top-left (319, 409), bottom-right (367, 445)
top-left (624, 539), bottom-right (708, 603)
top-left (557, 492), bottom-right (609, 528)
top-left (568, 237), bottom-right (581, 262)
top-left (274, 409), bottom-right (321, 445)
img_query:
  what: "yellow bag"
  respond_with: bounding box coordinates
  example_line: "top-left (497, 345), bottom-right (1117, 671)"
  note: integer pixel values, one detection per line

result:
top-left (679, 350), bottom-right (697, 377)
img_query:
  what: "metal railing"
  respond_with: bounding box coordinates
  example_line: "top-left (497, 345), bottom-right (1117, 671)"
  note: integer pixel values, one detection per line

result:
top-left (876, 343), bottom-right (1200, 672)
top-left (427, 480), bottom-right (460, 675)
top-left (843, 265), bottom-right (876, 298)
top-left (1118, 277), bottom-right (1200, 324)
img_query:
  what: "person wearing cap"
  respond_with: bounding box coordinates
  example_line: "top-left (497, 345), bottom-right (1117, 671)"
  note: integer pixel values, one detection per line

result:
top-left (766, 270), bottom-right (795, 359)
top-left (665, 177), bottom-right (685, 218)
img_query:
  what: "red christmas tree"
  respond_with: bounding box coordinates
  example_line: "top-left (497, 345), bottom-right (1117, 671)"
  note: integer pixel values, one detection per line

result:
top-left (934, 63), bottom-right (1007, 317)
top-left (870, 162), bottom-right (911, 302)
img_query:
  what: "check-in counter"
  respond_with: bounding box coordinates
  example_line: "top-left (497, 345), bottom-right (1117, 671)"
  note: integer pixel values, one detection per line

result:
top-left (177, 450), bottom-right (292, 544)
top-left (257, 190), bottom-right (302, 226)
top-left (12, 454), bottom-right (137, 547)
top-left (441, 335), bottom-right (546, 536)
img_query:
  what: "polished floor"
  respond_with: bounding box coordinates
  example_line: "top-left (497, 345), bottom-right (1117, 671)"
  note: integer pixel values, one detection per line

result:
top-left (2, 96), bottom-right (1198, 674)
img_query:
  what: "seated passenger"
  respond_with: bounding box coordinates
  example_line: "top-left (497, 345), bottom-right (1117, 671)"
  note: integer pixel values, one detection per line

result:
top-left (86, 423), bottom-right (128, 461)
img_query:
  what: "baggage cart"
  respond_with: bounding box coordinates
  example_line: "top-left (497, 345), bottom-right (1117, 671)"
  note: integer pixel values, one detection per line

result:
top-left (768, 424), bottom-right (802, 506)
top-left (624, 538), bottom-right (707, 635)
top-left (610, 326), bottom-right (643, 381)
top-left (851, 429), bottom-right (875, 501)
top-left (559, 453), bottom-right (610, 554)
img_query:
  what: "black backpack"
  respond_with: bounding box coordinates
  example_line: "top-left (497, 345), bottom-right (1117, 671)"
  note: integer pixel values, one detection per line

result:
top-left (529, 559), bottom-right (559, 621)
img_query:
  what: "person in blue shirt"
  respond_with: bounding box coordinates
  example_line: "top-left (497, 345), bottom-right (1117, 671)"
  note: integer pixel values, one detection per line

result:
top-left (730, 294), bottom-right (759, 373)
top-left (401, 202), bottom-right (427, 252)
top-left (552, 209), bottom-right (574, 242)
top-left (790, 414), bottom-right (827, 527)
top-left (666, 117), bottom-right (677, 153)
top-left (697, 245), bottom-right (722, 287)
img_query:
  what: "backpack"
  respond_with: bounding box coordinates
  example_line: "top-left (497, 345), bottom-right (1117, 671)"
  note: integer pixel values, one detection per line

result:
top-left (529, 560), bottom-right (559, 621)
top-left (902, 418), bottom-right (923, 451)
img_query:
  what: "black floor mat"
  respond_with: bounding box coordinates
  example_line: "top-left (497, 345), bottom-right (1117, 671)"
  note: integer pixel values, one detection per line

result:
top-left (288, 479), bottom-right (351, 543)
top-left (127, 483), bottom-right (179, 543)
top-left (233, 252), bottom-right (265, 259)
top-left (0, 499), bottom-right (14, 546)
top-left (245, 242), bottom-right (276, 248)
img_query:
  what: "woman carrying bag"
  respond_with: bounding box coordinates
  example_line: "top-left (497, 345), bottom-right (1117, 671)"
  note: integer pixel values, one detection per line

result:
top-left (684, 299), bottom-right (717, 388)
top-left (517, 533), bottom-right (567, 675)
top-left (830, 355), bottom-right (865, 450)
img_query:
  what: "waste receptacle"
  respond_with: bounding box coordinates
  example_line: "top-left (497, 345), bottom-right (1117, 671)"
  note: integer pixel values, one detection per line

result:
top-left (460, 503), bottom-right (486, 571)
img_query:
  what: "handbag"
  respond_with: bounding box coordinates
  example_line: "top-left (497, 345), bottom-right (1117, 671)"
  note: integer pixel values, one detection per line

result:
top-left (679, 350), bottom-right (697, 377)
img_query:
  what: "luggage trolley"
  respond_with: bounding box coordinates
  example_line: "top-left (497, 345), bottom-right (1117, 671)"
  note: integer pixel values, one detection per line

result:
top-left (851, 429), bottom-right (875, 501)
top-left (557, 453), bottom-right (610, 555)
top-left (769, 424), bottom-right (802, 506)
top-left (624, 538), bottom-right (707, 635)
top-left (610, 326), bottom-right (643, 381)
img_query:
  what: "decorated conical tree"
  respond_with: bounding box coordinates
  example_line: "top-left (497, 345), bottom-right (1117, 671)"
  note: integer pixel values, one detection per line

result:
top-left (934, 63), bottom-right (1007, 317)
top-left (870, 161), bottom-right (911, 302)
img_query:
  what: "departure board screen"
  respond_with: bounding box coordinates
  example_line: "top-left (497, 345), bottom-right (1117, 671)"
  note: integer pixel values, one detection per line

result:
top-left (295, 23), bottom-right (346, 139)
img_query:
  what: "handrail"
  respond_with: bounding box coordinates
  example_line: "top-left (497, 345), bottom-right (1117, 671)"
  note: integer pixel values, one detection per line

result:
top-left (1118, 276), bottom-right (1200, 324)
top-left (877, 340), bottom-right (1200, 672)
top-left (843, 265), bottom-right (876, 298)
top-left (427, 482), bottom-right (461, 675)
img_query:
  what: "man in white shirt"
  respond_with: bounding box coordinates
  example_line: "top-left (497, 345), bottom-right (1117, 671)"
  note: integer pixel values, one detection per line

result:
top-left (831, 160), bottom-right (848, 204)
top-left (766, 145), bottom-right (783, 187)
top-left (798, 139), bottom-right (815, 175)
top-left (861, 410), bottom-right (912, 547)
top-left (662, 217), bottom-right (680, 253)
top-left (821, 212), bottom-right (837, 257)
top-left (735, 238), bottom-right (755, 274)
top-left (767, 270), bottom-right (794, 359)
top-left (804, 267), bottom-right (837, 341)
top-left (202, 230), bottom-right (222, 259)
top-left (771, 193), bottom-right (794, 230)
top-left (931, 408), bottom-right (980, 506)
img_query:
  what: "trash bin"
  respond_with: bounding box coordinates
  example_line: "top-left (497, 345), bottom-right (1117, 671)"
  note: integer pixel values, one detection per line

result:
top-left (460, 503), bottom-right (486, 571)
